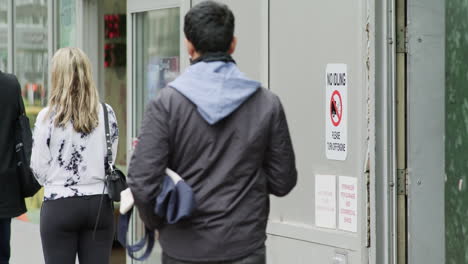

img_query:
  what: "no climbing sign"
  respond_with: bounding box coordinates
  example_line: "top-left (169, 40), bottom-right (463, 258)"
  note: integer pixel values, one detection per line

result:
top-left (326, 64), bottom-right (348, 160)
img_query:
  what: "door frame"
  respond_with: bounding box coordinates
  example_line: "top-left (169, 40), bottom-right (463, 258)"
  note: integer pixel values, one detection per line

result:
top-left (126, 0), bottom-right (190, 143)
top-left (125, 0), bottom-right (191, 262)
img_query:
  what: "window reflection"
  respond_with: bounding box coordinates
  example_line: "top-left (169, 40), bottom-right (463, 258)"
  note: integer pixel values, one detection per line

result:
top-left (135, 8), bottom-right (180, 134)
top-left (15, 0), bottom-right (49, 220)
top-left (15, 0), bottom-right (48, 114)
top-left (57, 0), bottom-right (76, 48)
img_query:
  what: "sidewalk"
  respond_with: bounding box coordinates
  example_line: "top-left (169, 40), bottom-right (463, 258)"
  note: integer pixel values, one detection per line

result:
top-left (10, 219), bottom-right (44, 264)
top-left (10, 219), bottom-right (125, 264)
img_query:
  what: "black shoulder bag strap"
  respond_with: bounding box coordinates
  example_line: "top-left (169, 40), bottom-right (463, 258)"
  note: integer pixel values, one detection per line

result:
top-left (102, 102), bottom-right (114, 169)
top-left (93, 103), bottom-right (113, 240)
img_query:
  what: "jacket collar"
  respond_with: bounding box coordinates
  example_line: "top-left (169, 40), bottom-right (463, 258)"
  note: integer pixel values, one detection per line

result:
top-left (190, 52), bottom-right (236, 65)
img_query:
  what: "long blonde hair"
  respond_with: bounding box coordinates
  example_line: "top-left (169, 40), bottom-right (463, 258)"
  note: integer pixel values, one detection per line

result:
top-left (48, 48), bottom-right (100, 134)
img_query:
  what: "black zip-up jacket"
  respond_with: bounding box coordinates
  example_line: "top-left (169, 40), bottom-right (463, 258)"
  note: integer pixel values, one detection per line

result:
top-left (0, 72), bottom-right (27, 218)
top-left (127, 86), bottom-right (297, 262)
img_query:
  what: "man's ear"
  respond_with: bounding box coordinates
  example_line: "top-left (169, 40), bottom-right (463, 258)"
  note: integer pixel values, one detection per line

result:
top-left (228, 36), bottom-right (237, 55)
top-left (185, 38), bottom-right (196, 58)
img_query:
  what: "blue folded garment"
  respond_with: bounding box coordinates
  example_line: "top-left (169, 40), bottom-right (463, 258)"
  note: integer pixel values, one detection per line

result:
top-left (118, 169), bottom-right (195, 261)
top-left (155, 168), bottom-right (196, 224)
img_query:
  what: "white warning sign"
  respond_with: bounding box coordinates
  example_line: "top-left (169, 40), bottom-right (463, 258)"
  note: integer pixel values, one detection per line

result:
top-left (326, 64), bottom-right (348, 160)
top-left (338, 176), bottom-right (358, 233)
top-left (315, 174), bottom-right (336, 229)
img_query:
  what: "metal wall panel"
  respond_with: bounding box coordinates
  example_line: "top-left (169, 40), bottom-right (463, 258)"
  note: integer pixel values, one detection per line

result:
top-left (268, 0), bottom-right (371, 262)
top-left (266, 235), bottom-right (360, 264)
top-left (407, 0), bottom-right (445, 263)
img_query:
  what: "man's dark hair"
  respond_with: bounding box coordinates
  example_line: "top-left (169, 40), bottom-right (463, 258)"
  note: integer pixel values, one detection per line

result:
top-left (184, 1), bottom-right (235, 54)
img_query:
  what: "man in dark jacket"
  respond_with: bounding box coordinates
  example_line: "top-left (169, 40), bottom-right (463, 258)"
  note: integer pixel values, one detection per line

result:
top-left (0, 72), bottom-right (27, 264)
top-left (127, 1), bottom-right (297, 263)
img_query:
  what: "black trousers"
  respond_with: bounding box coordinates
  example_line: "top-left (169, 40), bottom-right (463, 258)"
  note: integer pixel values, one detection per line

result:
top-left (0, 218), bottom-right (11, 264)
top-left (162, 247), bottom-right (266, 264)
top-left (40, 195), bottom-right (114, 264)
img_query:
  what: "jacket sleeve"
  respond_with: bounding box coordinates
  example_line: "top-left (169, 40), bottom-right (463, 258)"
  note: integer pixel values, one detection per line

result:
top-left (30, 109), bottom-right (52, 186)
top-left (262, 96), bottom-right (297, 197)
top-left (127, 98), bottom-right (168, 230)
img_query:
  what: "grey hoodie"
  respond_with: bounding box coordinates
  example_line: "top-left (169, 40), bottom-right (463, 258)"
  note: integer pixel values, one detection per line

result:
top-left (169, 61), bottom-right (260, 124)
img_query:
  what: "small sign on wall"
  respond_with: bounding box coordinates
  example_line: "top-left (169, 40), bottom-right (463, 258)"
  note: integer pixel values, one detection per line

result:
top-left (315, 174), bottom-right (337, 229)
top-left (326, 64), bottom-right (348, 160)
top-left (338, 176), bottom-right (358, 233)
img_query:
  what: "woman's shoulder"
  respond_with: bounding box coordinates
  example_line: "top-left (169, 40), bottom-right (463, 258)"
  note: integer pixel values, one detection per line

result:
top-left (36, 107), bottom-right (51, 123)
top-left (101, 103), bottom-right (117, 118)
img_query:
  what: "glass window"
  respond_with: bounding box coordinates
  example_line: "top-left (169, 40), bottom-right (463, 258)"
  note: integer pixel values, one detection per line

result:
top-left (57, 0), bottom-right (76, 48)
top-left (15, 0), bottom-right (49, 222)
top-left (0, 0), bottom-right (7, 72)
top-left (134, 8), bottom-right (180, 134)
top-left (15, 0), bottom-right (48, 111)
top-left (103, 0), bottom-right (127, 170)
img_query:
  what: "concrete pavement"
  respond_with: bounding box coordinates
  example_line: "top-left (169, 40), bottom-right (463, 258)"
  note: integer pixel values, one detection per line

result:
top-left (10, 220), bottom-right (44, 264)
top-left (9, 219), bottom-right (125, 264)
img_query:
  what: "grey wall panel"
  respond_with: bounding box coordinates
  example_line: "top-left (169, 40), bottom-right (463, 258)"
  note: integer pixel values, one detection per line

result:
top-left (407, 0), bottom-right (445, 263)
top-left (268, 0), bottom-right (370, 262)
top-left (191, 0), bottom-right (268, 85)
top-left (266, 234), bottom-right (360, 264)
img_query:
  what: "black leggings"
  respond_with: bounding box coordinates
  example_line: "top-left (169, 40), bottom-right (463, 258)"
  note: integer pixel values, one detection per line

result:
top-left (0, 218), bottom-right (11, 264)
top-left (40, 195), bottom-right (114, 264)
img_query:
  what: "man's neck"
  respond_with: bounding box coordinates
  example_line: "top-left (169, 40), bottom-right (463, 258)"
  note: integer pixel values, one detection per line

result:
top-left (191, 51), bottom-right (202, 61)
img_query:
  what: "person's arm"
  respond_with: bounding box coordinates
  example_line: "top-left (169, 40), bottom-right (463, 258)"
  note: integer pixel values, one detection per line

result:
top-left (30, 109), bottom-right (52, 186)
top-left (127, 97), bottom-right (169, 230)
top-left (262, 96), bottom-right (297, 197)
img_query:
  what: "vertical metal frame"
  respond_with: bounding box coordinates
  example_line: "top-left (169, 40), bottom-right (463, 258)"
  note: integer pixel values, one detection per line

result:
top-left (47, 0), bottom-right (55, 90)
top-left (366, 0), bottom-right (378, 263)
top-left (406, 0), bottom-right (445, 263)
top-left (7, 0), bottom-right (13, 73)
top-left (375, 0), bottom-right (397, 263)
top-left (76, 0), bottom-right (102, 95)
top-left (76, 0), bottom-right (83, 49)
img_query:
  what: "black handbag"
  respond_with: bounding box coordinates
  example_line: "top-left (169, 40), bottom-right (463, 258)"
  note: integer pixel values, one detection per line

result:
top-left (15, 93), bottom-right (41, 198)
top-left (102, 102), bottom-right (127, 202)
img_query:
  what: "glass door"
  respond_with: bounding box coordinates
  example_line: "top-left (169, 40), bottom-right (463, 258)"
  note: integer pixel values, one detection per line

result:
top-left (133, 7), bottom-right (180, 133)
top-left (127, 0), bottom-right (189, 262)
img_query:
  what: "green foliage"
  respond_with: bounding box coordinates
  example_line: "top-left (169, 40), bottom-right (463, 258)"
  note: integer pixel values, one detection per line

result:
top-left (445, 0), bottom-right (468, 263)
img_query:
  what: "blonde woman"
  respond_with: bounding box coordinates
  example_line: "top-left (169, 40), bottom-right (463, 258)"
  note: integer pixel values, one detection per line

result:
top-left (31, 48), bottom-right (118, 264)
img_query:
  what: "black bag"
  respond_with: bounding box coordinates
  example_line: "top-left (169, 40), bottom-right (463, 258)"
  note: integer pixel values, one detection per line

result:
top-left (15, 93), bottom-right (41, 198)
top-left (102, 102), bottom-right (127, 202)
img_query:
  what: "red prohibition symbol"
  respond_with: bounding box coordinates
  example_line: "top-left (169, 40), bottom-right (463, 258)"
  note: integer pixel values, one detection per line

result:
top-left (330, 90), bottom-right (343, 127)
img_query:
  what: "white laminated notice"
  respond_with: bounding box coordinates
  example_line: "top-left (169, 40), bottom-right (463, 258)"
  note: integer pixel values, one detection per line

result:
top-left (338, 176), bottom-right (358, 232)
top-left (315, 174), bottom-right (337, 229)
top-left (325, 64), bottom-right (348, 160)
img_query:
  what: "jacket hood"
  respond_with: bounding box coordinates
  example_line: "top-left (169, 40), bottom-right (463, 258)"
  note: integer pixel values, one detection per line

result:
top-left (169, 61), bottom-right (260, 125)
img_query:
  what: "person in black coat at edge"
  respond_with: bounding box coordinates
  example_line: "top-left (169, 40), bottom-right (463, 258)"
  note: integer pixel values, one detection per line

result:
top-left (0, 71), bottom-right (27, 264)
top-left (127, 1), bottom-right (298, 264)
